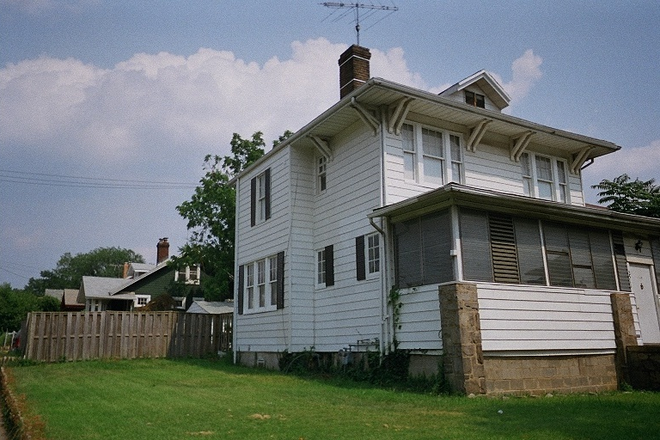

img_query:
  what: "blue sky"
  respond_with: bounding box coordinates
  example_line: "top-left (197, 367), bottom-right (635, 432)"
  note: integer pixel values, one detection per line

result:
top-left (1, 0), bottom-right (659, 288)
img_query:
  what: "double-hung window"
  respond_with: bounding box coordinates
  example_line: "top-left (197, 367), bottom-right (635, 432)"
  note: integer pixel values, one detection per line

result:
top-left (174, 265), bottom-right (201, 285)
top-left (401, 123), bottom-right (463, 186)
top-left (356, 234), bottom-right (380, 281)
top-left (520, 152), bottom-right (569, 203)
top-left (238, 252), bottom-right (285, 314)
top-left (317, 245), bottom-right (334, 287)
top-left (250, 168), bottom-right (271, 226)
top-left (317, 156), bottom-right (327, 193)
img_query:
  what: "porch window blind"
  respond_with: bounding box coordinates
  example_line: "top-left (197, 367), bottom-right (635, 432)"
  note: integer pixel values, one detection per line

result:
top-left (460, 209), bottom-right (493, 282)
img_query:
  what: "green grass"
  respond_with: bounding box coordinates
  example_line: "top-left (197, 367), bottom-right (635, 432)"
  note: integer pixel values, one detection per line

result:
top-left (7, 358), bottom-right (660, 440)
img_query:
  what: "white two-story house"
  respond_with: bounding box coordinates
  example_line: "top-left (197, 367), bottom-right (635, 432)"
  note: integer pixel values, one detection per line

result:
top-left (233, 45), bottom-right (660, 395)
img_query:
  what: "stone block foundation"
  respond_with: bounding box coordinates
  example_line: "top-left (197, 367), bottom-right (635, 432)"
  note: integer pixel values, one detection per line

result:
top-left (483, 354), bottom-right (618, 395)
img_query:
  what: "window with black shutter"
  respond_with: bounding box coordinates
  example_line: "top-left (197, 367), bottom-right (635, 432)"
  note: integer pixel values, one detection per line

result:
top-left (250, 168), bottom-right (271, 226)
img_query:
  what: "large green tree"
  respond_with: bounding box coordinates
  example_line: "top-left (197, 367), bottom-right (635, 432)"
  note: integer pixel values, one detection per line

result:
top-left (25, 247), bottom-right (144, 295)
top-left (0, 283), bottom-right (60, 331)
top-left (176, 130), bottom-right (292, 301)
top-left (592, 174), bottom-right (660, 218)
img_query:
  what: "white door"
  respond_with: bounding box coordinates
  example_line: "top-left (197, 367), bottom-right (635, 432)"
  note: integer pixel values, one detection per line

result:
top-left (629, 263), bottom-right (660, 344)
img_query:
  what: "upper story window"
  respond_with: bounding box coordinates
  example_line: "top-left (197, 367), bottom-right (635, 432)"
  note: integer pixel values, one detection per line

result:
top-left (520, 152), bottom-right (569, 203)
top-left (401, 123), bottom-right (463, 186)
top-left (317, 155), bottom-right (327, 194)
top-left (250, 168), bottom-right (271, 226)
top-left (465, 90), bottom-right (485, 108)
top-left (174, 265), bottom-right (200, 285)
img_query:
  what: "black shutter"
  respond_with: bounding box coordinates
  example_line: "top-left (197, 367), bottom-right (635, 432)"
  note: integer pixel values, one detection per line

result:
top-left (264, 168), bottom-right (271, 220)
top-left (489, 213), bottom-right (520, 283)
top-left (325, 245), bottom-right (334, 286)
top-left (611, 231), bottom-right (630, 291)
top-left (276, 251), bottom-right (285, 309)
top-left (460, 209), bottom-right (493, 282)
top-left (356, 236), bottom-right (366, 281)
top-left (514, 218), bottom-right (545, 285)
top-left (250, 177), bottom-right (256, 227)
top-left (237, 265), bottom-right (244, 315)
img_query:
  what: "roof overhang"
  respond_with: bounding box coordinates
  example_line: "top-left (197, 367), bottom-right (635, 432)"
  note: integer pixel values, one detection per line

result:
top-left (369, 183), bottom-right (660, 234)
top-left (236, 78), bottom-right (620, 181)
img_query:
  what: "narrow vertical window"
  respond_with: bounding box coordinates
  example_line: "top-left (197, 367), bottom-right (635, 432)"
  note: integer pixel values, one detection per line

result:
top-left (422, 128), bottom-right (444, 185)
top-left (257, 259), bottom-right (266, 307)
top-left (521, 153), bottom-right (533, 196)
top-left (317, 156), bottom-right (327, 193)
top-left (449, 134), bottom-right (462, 183)
top-left (402, 124), bottom-right (415, 180)
top-left (557, 161), bottom-right (568, 203)
top-left (317, 249), bottom-right (326, 285)
top-left (368, 234), bottom-right (380, 274)
top-left (269, 256), bottom-right (278, 306)
top-left (246, 264), bottom-right (254, 309)
top-left (536, 156), bottom-right (554, 200)
top-left (257, 174), bottom-right (266, 221)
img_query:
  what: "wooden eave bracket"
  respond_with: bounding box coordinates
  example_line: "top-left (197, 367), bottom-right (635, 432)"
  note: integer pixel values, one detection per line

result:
top-left (570, 145), bottom-right (593, 174)
top-left (466, 119), bottom-right (492, 152)
top-left (510, 131), bottom-right (535, 162)
top-left (351, 97), bottom-right (380, 136)
top-left (309, 135), bottom-right (332, 161)
top-left (387, 97), bottom-right (414, 135)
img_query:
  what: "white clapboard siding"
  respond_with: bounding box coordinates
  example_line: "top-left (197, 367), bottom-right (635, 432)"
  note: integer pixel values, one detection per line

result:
top-left (477, 283), bottom-right (616, 352)
top-left (397, 285), bottom-right (442, 351)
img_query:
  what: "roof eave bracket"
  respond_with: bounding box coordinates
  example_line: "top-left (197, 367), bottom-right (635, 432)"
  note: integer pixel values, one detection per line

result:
top-left (570, 145), bottom-right (593, 174)
top-left (466, 119), bottom-right (492, 152)
top-left (510, 131), bottom-right (535, 162)
top-left (309, 135), bottom-right (332, 161)
top-left (351, 97), bottom-right (380, 136)
top-left (387, 97), bottom-right (414, 135)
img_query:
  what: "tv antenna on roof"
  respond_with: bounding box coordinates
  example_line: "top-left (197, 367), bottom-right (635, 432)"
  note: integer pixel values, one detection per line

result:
top-left (320, 2), bottom-right (399, 46)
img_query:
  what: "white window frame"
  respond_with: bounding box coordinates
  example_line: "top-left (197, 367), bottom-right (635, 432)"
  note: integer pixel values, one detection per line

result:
top-left (256, 172), bottom-right (267, 223)
top-left (367, 233), bottom-right (381, 276)
top-left (174, 265), bottom-right (201, 285)
top-left (316, 155), bottom-right (327, 194)
top-left (243, 255), bottom-right (279, 314)
top-left (135, 295), bottom-right (151, 308)
top-left (317, 249), bottom-right (327, 287)
top-left (520, 152), bottom-right (570, 203)
top-left (401, 122), bottom-right (464, 186)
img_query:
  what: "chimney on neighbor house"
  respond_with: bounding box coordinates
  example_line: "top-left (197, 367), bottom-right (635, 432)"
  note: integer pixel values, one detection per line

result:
top-left (157, 237), bottom-right (169, 264)
top-left (338, 45), bottom-right (371, 99)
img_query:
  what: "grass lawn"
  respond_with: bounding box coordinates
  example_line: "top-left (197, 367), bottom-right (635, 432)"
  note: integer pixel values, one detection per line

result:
top-left (6, 358), bottom-right (660, 440)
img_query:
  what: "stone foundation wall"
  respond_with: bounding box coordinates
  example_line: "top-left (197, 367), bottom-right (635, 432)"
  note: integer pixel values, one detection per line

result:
top-left (236, 351), bottom-right (281, 370)
top-left (483, 354), bottom-right (618, 395)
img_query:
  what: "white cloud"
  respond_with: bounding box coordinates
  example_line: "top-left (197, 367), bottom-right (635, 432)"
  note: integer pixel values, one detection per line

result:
top-left (490, 49), bottom-right (543, 106)
top-left (1, 39), bottom-right (430, 169)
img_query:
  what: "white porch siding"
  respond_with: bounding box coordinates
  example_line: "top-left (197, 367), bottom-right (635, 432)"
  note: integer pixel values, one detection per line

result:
top-left (397, 285), bottom-right (443, 351)
top-left (477, 283), bottom-right (617, 353)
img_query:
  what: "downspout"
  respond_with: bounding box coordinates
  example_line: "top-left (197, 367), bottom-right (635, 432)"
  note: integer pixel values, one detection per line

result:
top-left (375, 107), bottom-right (391, 355)
top-left (232, 178), bottom-right (240, 365)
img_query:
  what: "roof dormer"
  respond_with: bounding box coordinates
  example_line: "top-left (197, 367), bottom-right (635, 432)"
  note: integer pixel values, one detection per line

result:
top-left (439, 70), bottom-right (511, 112)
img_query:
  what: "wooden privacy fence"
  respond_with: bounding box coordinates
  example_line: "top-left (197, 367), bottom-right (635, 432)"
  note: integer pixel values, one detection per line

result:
top-left (22, 311), bottom-right (233, 362)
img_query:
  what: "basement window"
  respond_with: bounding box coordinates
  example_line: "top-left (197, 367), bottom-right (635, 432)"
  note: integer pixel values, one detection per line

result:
top-left (465, 90), bottom-right (485, 108)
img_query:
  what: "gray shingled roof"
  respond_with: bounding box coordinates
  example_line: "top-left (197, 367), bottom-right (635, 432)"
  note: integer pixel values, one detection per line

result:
top-left (81, 276), bottom-right (132, 299)
top-left (187, 301), bottom-right (233, 315)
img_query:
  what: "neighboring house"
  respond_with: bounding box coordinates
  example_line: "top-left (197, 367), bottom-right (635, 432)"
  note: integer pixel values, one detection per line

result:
top-left (233, 45), bottom-right (660, 395)
top-left (44, 288), bottom-right (84, 311)
top-left (78, 238), bottom-right (205, 311)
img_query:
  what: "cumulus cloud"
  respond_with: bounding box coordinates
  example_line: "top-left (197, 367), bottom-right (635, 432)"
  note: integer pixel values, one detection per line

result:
top-left (490, 49), bottom-right (543, 106)
top-left (1, 39), bottom-right (434, 170)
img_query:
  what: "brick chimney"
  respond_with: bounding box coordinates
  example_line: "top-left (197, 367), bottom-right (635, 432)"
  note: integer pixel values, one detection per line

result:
top-left (338, 45), bottom-right (371, 99)
top-left (156, 237), bottom-right (169, 264)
